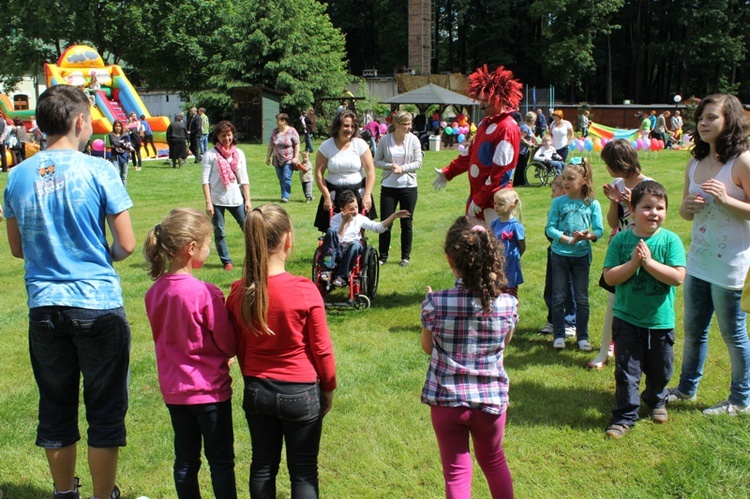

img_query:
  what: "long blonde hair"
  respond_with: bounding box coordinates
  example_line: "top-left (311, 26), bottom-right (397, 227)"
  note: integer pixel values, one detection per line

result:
top-left (240, 204), bottom-right (293, 335)
top-left (143, 208), bottom-right (213, 280)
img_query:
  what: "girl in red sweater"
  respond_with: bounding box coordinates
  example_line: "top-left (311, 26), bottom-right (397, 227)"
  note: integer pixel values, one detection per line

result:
top-left (227, 204), bottom-right (337, 499)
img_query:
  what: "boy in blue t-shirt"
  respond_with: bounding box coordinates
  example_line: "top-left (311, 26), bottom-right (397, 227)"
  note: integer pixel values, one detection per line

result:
top-left (602, 180), bottom-right (686, 439)
top-left (4, 85), bottom-right (136, 499)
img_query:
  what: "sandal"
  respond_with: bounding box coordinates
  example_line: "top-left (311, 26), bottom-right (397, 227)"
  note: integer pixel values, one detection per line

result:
top-left (605, 424), bottom-right (630, 439)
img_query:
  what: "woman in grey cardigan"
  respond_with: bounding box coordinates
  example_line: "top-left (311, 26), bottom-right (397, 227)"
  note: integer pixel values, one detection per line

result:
top-left (374, 110), bottom-right (422, 266)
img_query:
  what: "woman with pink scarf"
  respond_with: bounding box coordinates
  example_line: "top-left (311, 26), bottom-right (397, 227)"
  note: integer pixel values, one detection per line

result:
top-left (202, 120), bottom-right (252, 271)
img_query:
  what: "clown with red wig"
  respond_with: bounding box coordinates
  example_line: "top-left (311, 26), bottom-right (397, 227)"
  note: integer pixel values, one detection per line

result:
top-left (433, 65), bottom-right (522, 223)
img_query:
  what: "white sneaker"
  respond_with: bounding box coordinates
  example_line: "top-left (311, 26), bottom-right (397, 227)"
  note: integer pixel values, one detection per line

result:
top-left (665, 388), bottom-right (696, 403)
top-left (578, 340), bottom-right (592, 351)
top-left (553, 338), bottom-right (566, 349)
top-left (565, 326), bottom-right (576, 338)
top-left (540, 323), bottom-right (554, 334)
top-left (702, 400), bottom-right (750, 416)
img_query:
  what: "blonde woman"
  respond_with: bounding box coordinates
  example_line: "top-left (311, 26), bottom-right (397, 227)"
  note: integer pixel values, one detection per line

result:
top-left (374, 110), bottom-right (421, 266)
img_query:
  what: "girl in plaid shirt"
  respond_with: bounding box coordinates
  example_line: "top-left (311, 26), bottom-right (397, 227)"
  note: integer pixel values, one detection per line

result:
top-left (421, 216), bottom-right (517, 498)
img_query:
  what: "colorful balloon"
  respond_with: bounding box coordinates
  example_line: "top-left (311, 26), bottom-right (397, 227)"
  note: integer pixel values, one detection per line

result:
top-left (444, 127), bottom-right (453, 135)
top-left (636, 139), bottom-right (644, 150)
top-left (379, 123), bottom-right (388, 134)
top-left (91, 139), bottom-right (105, 152)
top-left (643, 138), bottom-right (651, 150)
top-left (650, 138), bottom-right (658, 151)
top-left (584, 138), bottom-right (593, 151)
top-left (470, 124), bottom-right (477, 133)
top-left (452, 126), bottom-right (459, 135)
top-left (593, 138), bottom-right (603, 152)
top-left (457, 133), bottom-right (465, 143)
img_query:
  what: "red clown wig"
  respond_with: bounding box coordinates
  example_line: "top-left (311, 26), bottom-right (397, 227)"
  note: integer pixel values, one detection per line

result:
top-left (467, 65), bottom-right (523, 111)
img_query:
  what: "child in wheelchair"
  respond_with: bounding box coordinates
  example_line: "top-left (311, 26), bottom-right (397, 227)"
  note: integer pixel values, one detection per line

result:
top-left (533, 134), bottom-right (565, 174)
top-left (320, 189), bottom-right (410, 287)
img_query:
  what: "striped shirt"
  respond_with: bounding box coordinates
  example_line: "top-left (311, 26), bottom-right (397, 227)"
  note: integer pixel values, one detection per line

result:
top-left (421, 279), bottom-right (518, 415)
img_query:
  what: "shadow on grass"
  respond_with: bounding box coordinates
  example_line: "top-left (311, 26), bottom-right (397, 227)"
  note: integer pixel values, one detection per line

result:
top-left (0, 483), bottom-right (56, 498)
top-left (508, 378), bottom-right (612, 429)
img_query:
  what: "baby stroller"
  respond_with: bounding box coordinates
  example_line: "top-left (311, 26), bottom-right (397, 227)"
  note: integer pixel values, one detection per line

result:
top-left (311, 213), bottom-right (380, 309)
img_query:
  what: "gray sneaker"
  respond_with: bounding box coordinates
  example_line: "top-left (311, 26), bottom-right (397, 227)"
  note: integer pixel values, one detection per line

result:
top-left (54, 477), bottom-right (80, 499)
top-left (665, 388), bottom-right (696, 403)
top-left (702, 400), bottom-right (750, 416)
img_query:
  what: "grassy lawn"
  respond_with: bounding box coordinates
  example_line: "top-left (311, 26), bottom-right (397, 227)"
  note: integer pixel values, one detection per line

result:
top-left (1, 144), bottom-right (749, 498)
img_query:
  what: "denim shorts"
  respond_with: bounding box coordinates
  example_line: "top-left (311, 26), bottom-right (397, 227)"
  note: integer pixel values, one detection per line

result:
top-left (29, 306), bottom-right (131, 448)
top-left (243, 377), bottom-right (321, 424)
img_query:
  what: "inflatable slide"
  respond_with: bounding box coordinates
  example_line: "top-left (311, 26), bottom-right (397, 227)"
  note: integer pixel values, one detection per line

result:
top-left (44, 45), bottom-right (171, 157)
top-left (0, 94), bottom-right (41, 166)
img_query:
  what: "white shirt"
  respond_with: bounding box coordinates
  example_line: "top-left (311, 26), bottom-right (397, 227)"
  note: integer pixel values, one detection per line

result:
top-left (319, 137), bottom-right (369, 187)
top-left (201, 147), bottom-right (249, 207)
top-left (330, 212), bottom-right (386, 244)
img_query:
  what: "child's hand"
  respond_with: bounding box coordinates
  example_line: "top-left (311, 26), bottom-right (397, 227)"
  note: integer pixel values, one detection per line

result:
top-left (426, 286), bottom-right (432, 295)
top-left (572, 229), bottom-right (590, 242)
top-left (341, 212), bottom-right (355, 225)
top-left (602, 183), bottom-right (621, 202)
top-left (394, 210), bottom-right (411, 218)
top-left (636, 239), bottom-right (652, 263)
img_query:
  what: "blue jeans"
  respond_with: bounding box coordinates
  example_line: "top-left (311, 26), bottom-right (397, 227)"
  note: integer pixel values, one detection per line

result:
top-left (544, 247), bottom-right (576, 326)
top-left (275, 163), bottom-right (293, 201)
top-left (211, 204), bottom-right (247, 266)
top-left (112, 156), bottom-right (129, 186)
top-left (321, 228), bottom-right (363, 281)
top-left (28, 306), bottom-right (130, 448)
top-left (556, 147), bottom-right (569, 162)
top-left (304, 132), bottom-right (313, 153)
top-left (610, 317), bottom-right (674, 425)
top-left (167, 401), bottom-right (237, 499)
top-left (243, 377), bottom-right (322, 499)
top-left (200, 134), bottom-right (209, 154)
top-left (550, 252), bottom-right (590, 341)
top-left (676, 275), bottom-right (750, 406)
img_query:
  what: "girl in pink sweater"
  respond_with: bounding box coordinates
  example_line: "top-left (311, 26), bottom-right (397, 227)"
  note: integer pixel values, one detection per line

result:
top-left (144, 208), bottom-right (238, 499)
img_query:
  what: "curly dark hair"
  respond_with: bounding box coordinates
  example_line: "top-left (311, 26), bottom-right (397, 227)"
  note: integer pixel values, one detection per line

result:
top-left (444, 216), bottom-right (506, 313)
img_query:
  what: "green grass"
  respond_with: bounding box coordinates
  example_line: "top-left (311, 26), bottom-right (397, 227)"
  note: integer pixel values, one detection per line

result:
top-left (2, 145), bottom-right (750, 498)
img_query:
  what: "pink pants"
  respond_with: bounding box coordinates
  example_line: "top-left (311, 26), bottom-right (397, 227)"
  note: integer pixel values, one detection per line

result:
top-left (430, 406), bottom-right (513, 499)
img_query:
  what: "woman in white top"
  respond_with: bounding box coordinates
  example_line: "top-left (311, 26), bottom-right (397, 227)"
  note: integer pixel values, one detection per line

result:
top-left (374, 110), bottom-right (422, 266)
top-left (668, 94), bottom-right (750, 415)
top-left (550, 110), bottom-right (574, 162)
top-left (314, 109), bottom-right (376, 232)
top-left (201, 120), bottom-right (252, 271)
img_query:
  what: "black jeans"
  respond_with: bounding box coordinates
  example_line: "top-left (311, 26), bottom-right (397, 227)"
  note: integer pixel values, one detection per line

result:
top-left (167, 400), bottom-right (237, 499)
top-left (610, 317), bottom-right (674, 426)
top-left (243, 377), bottom-right (322, 499)
top-left (378, 186), bottom-right (417, 261)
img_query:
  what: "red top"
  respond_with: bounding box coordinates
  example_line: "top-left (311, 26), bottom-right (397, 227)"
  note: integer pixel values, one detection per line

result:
top-left (227, 272), bottom-right (337, 392)
top-left (442, 112), bottom-right (520, 219)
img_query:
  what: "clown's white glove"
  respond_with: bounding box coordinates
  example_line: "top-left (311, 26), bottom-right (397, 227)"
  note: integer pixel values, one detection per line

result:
top-left (468, 201), bottom-right (482, 216)
top-left (432, 168), bottom-right (448, 190)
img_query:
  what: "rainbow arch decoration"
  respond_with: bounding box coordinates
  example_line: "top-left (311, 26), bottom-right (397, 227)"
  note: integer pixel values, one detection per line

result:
top-left (44, 45), bottom-right (171, 157)
top-left (588, 122), bottom-right (639, 141)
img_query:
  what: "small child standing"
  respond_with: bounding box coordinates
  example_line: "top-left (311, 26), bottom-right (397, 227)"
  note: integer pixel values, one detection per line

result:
top-left (320, 189), bottom-right (409, 287)
top-left (144, 208), bottom-right (238, 498)
top-left (602, 181), bottom-right (686, 438)
top-left (421, 216), bottom-right (516, 498)
top-left (541, 175), bottom-right (577, 335)
top-left (545, 156), bottom-right (604, 350)
top-left (298, 150), bottom-right (314, 202)
top-left (491, 189), bottom-right (525, 297)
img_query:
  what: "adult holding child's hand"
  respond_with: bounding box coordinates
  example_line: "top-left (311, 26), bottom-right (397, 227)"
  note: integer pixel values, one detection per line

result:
top-left (314, 109), bottom-right (377, 232)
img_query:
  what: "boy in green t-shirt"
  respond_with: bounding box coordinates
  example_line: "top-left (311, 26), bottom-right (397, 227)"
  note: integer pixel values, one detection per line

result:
top-left (602, 180), bottom-right (686, 438)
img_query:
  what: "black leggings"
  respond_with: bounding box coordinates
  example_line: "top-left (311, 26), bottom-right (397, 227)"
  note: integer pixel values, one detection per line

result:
top-left (379, 186), bottom-right (417, 261)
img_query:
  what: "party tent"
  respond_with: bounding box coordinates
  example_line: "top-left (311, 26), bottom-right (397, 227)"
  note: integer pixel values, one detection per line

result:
top-left (381, 83), bottom-right (478, 107)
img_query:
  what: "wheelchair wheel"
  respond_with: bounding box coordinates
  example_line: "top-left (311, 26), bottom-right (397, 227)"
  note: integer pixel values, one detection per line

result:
top-left (524, 161), bottom-right (548, 187)
top-left (311, 246), bottom-right (328, 296)
top-left (360, 244), bottom-right (380, 300)
top-left (353, 294), bottom-right (371, 310)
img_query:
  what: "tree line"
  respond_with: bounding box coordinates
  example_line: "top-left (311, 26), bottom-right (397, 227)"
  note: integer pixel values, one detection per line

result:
top-left (2, 0), bottom-right (749, 120)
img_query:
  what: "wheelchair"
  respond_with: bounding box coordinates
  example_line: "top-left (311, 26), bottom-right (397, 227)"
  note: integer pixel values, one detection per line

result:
top-left (312, 234), bottom-right (380, 309)
top-left (524, 159), bottom-right (562, 187)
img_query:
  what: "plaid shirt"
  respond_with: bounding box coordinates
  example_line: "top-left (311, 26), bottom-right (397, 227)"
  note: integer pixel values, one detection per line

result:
top-left (421, 279), bottom-right (518, 415)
